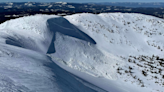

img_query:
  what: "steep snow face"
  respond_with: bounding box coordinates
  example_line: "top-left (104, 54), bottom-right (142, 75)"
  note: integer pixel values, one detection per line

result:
top-left (0, 14), bottom-right (58, 53)
top-left (65, 13), bottom-right (164, 57)
top-left (46, 17), bottom-right (124, 80)
top-left (50, 32), bottom-right (124, 80)
top-left (46, 17), bottom-right (96, 54)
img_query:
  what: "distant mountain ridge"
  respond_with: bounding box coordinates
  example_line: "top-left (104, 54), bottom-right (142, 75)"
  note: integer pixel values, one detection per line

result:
top-left (93, 2), bottom-right (164, 8)
top-left (0, 2), bottom-right (164, 25)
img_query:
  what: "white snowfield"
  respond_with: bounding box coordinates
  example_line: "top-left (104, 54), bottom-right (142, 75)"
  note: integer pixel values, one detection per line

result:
top-left (0, 13), bottom-right (164, 92)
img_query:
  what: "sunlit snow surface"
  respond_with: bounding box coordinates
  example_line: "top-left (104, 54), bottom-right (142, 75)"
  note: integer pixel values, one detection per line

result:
top-left (0, 13), bottom-right (164, 92)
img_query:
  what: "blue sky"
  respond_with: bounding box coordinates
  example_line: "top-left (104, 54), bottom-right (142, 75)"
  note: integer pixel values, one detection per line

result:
top-left (0, 0), bottom-right (164, 2)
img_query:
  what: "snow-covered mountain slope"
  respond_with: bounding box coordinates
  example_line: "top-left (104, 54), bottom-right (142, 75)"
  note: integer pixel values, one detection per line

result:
top-left (65, 13), bottom-right (164, 57)
top-left (0, 13), bottom-right (164, 92)
top-left (64, 13), bottom-right (164, 92)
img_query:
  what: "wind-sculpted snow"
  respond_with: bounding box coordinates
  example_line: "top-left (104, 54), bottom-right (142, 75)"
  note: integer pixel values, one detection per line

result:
top-left (0, 14), bottom-right (58, 54)
top-left (47, 17), bottom-right (124, 80)
top-left (0, 15), bottom-right (103, 92)
top-left (50, 32), bottom-right (124, 80)
top-left (0, 13), bottom-right (164, 92)
top-left (47, 17), bottom-right (96, 53)
top-left (0, 43), bottom-right (101, 92)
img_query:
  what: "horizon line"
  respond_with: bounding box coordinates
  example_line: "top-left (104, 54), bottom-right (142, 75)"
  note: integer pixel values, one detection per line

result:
top-left (0, 1), bottom-right (164, 3)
